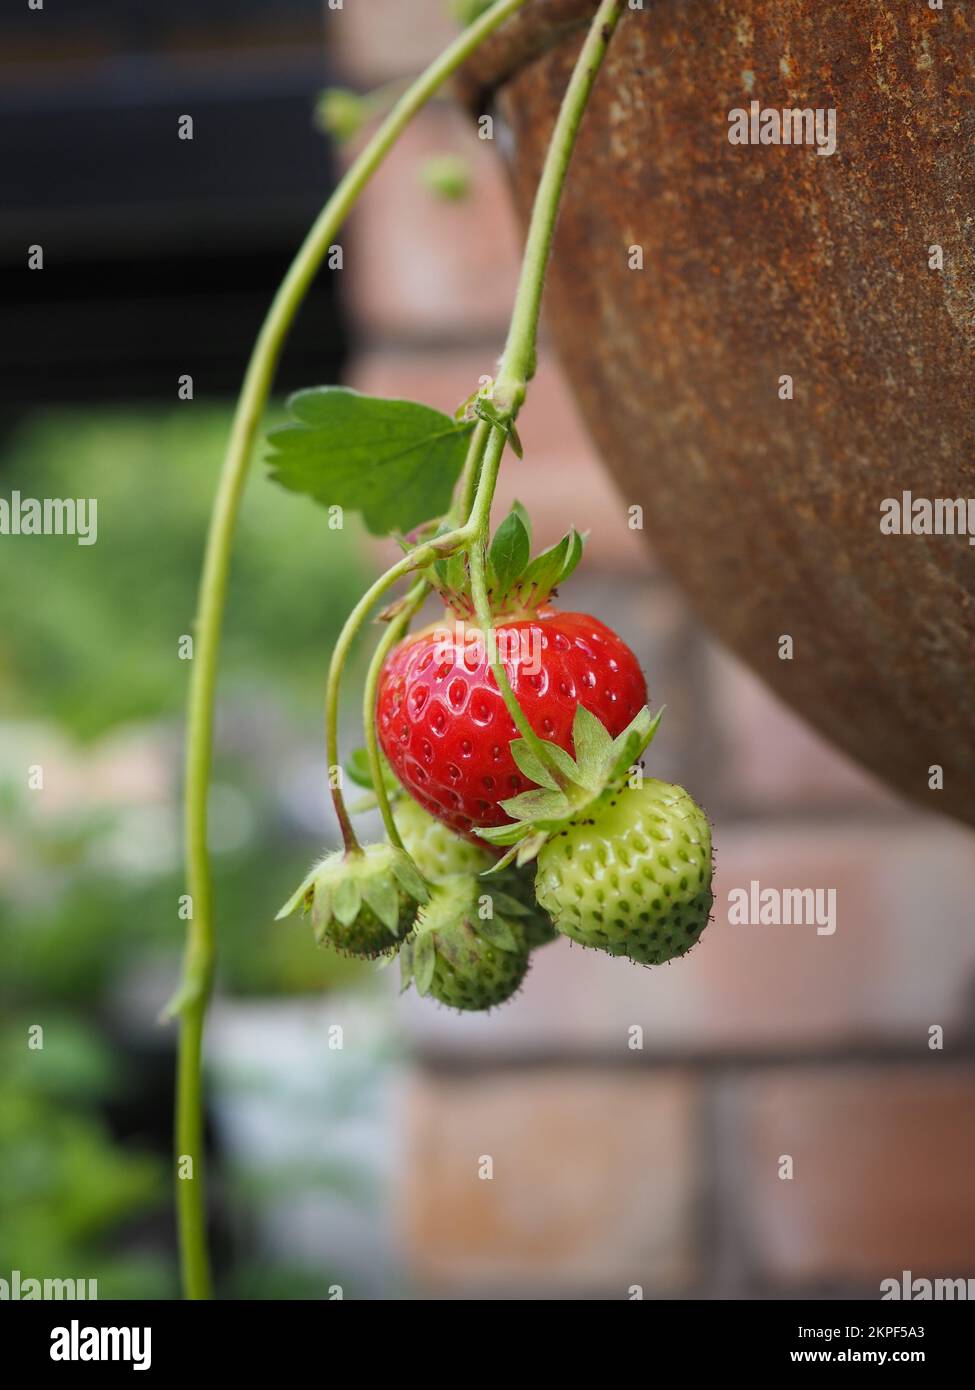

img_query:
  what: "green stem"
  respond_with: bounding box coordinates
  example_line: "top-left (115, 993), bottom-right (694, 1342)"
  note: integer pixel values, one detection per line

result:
top-left (324, 530), bottom-right (469, 850)
top-left (493, 0), bottom-right (625, 417)
top-left (175, 0), bottom-right (530, 1301)
top-left (466, 426), bottom-right (560, 773)
top-left (452, 417), bottom-right (491, 527)
top-left (362, 579), bottom-right (430, 848)
top-left (324, 2), bottom-right (625, 827)
top-left (467, 0), bottom-right (626, 776)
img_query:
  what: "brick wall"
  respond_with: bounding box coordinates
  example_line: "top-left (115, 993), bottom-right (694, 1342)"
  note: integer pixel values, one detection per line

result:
top-left (330, 3), bottom-right (975, 1299)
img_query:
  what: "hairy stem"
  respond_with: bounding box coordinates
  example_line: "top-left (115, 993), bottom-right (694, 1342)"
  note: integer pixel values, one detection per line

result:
top-left (175, 0), bottom-right (530, 1301)
top-left (452, 417), bottom-right (491, 527)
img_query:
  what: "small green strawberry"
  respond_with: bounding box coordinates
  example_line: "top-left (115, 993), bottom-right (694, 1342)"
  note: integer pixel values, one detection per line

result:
top-left (395, 795), bottom-right (557, 948)
top-left (496, 861), bottom-right (559, 949)
top-left (394, 794), bottom-right (495, 880)
top-left (276, 842), bottom-right (427, 958)
top-left (535, 779), bottom-right (713, 965)
top-left (399, 874), bottom-right (530, 1010)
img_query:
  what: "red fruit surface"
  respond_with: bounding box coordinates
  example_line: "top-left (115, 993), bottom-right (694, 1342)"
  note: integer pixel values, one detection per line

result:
top-left (376, 609), bottom-right (647, 839)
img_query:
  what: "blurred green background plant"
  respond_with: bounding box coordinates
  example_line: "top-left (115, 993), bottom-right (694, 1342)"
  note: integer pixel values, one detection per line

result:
top-left (0, 406), bottom-right (386, 1296)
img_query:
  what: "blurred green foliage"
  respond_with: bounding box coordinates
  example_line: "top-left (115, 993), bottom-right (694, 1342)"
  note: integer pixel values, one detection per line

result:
top-left (0, 406), bottom-right (388, 1296)
top-left (0, 406), bottom-right (372, 736)
top-left (0, 1015), bottom-right (173, 1298)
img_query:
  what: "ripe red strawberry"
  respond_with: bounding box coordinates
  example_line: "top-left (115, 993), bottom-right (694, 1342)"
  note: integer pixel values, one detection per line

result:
top-left (377, 608), bottom-right (646, 838)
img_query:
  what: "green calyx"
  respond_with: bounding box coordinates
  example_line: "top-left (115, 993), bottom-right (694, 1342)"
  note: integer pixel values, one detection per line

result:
top-left (478, 702), bottom-right (665, 866)
top-left (427, 499), bottom-right (584, 620)
top-left (275, 842), bottom-right (428, 958)
top-left (399, 874), bottom-right (531, 1010)
top-left (393, 794), bottom-right (557, 949)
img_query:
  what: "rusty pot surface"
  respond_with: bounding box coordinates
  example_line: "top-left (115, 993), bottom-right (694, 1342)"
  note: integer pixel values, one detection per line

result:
top-left (461, 0), bottom-right (975, 825)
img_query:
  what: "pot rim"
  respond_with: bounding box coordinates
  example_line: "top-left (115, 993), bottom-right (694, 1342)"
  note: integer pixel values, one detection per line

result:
top-left (455, 0), bottom-right (597, 113)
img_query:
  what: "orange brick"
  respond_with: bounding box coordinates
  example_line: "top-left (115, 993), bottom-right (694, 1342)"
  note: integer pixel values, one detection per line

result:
top-left (341, 107), bottom-right (522, 341)
top-left (735, 1067), bottom-right (975, 1287)
top-left (396, 1067), bottom-right (701, 1294)
top-left (329, 0), bottom-right (460, 86)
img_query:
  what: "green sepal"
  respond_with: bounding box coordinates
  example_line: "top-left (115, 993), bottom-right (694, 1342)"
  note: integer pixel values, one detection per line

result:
top-left (360, 873), bottom-right (402, 933)
top-left (332, 876), bottom-right (362, 927)
top-left (391, 852), bottom-right (429, 903)
top-left (472, 704), bottom-right (666, 864)
top-left (488, 501), bottom-right (532, 593)
top-left (485, 888), bottom-right (530, 918)
top-left (311, 888), bottom-right (334, 944)
top-left (275, 865), bottom-right (318, 920)
top-left (509, 739), bottom-right (560, 792)
top-left (515, 527), bottom-right (583, 604)
top-left (608, 705), bottom-right (663, 781)
top-left (424, 496), bottom-right (586, 619)
top-left (499, 787), bottom-right (572, 821)
top-left (572, 704), bottom-right (612, 777)
top-left (515, 832), bottom-right (549, 867)
top-left (478, 822), bottom-right (532, 849)
top-left (473, 913), bottom-right (520, 952)
top-left (412, 931), bottom-right (436, 996)
top-left (399, 940), bottom-right (415, 991)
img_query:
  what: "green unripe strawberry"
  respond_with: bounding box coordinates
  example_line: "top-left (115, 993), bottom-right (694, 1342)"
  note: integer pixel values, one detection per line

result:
top-left (400, 875), bottom-right (529, 1010)
top-left (394, 795), bottom-right (495, 881)
top-left (276, 842), bottom-right (427, 958)
top-left (393, 796), bottom-right (557, 949)
top-left (535, 779), bottom-right (713, 965)
top-left (497, 862), bottom-right (558, 949)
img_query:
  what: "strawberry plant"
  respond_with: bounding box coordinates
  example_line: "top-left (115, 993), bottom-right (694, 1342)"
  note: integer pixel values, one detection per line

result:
top-left (173, 0), bottom-right (712, 1300)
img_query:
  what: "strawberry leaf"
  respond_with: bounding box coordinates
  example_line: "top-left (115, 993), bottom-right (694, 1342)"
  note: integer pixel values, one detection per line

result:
top-left (266, 388), bottom-right (473, 537)
top-left (345, 748), bottom-right (397, 792)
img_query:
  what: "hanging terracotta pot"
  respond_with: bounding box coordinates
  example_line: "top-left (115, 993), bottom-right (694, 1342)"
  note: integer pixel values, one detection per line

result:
top-left (459, 0), bottom-right (975, 826)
